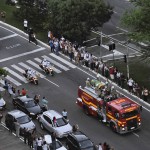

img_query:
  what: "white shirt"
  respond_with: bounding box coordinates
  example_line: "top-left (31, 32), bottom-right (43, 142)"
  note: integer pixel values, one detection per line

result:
top-left (37, 139), bottom-right (43, 146)
top-left (24, 20), bottom-right (28, 27)
top-left (42, 144), bottom-right (49, 150)
top-left (62, 111), bottom-right (67, 117)
top-left (98, 145), bottom-right (103, 150)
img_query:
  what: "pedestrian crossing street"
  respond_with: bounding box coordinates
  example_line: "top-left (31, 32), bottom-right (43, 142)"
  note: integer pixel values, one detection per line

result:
top-left (0, 53), bottom-right (76, 91)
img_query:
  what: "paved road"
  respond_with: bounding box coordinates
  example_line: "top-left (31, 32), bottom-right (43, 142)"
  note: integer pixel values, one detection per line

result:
top-left (0, 22), bottom-right (150, 150)
top-left (84, 0), bottom-right (142, 61)
top-left (0, 124), bottom-right (30, 150)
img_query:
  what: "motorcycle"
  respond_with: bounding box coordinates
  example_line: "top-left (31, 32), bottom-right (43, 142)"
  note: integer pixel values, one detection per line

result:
top-left (23, 71), bottom-right (38, 85)
top-left (39, 64), bottom-right (54, 76)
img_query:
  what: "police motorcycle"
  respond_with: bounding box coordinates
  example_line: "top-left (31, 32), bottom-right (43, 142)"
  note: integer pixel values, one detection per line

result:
top-left (28, 28), bottom-right (38, 45)
top-left (39, 59), bottom-right (54, 76)
top-left (23, 68), bottom-right (39, 85)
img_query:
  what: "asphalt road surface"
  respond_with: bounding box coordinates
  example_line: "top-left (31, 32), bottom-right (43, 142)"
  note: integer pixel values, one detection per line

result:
top-left (0, 20), bottom-right (150, 150)
top-left (84, 0), bottom-right (142, 61)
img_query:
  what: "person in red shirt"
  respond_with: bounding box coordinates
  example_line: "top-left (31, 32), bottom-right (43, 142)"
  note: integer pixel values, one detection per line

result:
top-left (21, 88), bottom-right (27, 96)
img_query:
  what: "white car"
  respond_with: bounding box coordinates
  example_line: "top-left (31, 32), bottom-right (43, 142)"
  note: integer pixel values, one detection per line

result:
top-left (38, 110), bottom-right (72, 138)
top-left (44, 134), bottom-right (67, 150)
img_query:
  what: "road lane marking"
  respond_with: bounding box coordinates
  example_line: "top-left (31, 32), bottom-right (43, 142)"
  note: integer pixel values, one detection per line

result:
top-left (42, 55), bottom-right (69, 71)
top-left (34, 58), bottom-right (61, 73)
top-left (133, 132), bottom-right (140, 138)
top-left (107, 32), bottom-right (125, 37)
top-left (5, 75), bottom-right (21, 86)
top-left (3, 67), bottom-right (28, 83)
top-left (0, 47), bottom-right (45, 63)
top-left (43, 78), bottom-right (59, 87)
top-left (18, 62), bottom-right (45, 78)
top-left (50, 53), bottom-right (76, 68)
top-left (0, 33), bottom-right (18, 41)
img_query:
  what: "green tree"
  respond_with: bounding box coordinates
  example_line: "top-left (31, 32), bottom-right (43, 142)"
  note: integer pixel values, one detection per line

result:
top-left (0, 68), bottom-right (8, 77)
top-left (121, 0), bottom-right (150, 42)
top-left (44, 0), bottom-right (113, 43)
top-left (14, 0), bottom-right (48, 30)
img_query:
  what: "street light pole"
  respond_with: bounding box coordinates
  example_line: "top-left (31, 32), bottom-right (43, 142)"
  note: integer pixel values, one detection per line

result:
top-left (100, 31), bottom-right (103, 61)
top-left (126, 41), bottom-right (130, 79)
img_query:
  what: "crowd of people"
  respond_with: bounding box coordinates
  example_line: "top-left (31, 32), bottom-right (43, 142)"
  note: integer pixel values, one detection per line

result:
top-left (47, 31), bottom-right (150, 102)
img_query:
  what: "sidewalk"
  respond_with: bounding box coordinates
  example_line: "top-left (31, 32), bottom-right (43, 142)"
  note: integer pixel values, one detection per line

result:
top-left (0, 123), bottom-right (30, 150)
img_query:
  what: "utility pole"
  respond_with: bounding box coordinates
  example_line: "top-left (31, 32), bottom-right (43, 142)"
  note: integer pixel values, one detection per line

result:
top-left (126, 41), bottom-right (130, 79)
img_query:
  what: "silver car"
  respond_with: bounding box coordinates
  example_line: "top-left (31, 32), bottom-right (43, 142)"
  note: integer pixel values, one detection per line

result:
top-left (38, 110), bottom-right (72, 138)
top-left (5, 110), bottom-right (36, 136)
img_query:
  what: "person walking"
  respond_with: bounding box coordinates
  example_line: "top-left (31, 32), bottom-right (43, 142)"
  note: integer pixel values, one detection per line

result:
top-left (51, 132), bottom-right (56, 150)
top-left (22, 127), bottom-right (28, 144)
top-left (23, 19), bottom-right (28, 32)
top-left (41, 97), bottom-right (48, 111)
top-left (62, 109), bottom-right (68, 120)
top-left (53, 116), bottom-right (57, 127)
top-left (42, 141), bottom-right (49, 150)
top-left (14, 121), bottom-right (20, 137)
top-left (142, 87), bottom-right (149, 102)
top-left (98, 143), bottom-right (103, 150)
top-left (36, 137), bottom-right (43, 150)
top-left (21, 88), bottom-right (27, 96)
top-left (34, 94), bottom-right (40, 104)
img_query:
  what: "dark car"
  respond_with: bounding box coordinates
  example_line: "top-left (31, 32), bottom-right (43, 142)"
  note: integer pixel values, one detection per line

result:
top-left (66, 131), bottom-right (96, 150)
top-left (13, 95), bottom-right (42, 119)
top-left (5, 110), bottom-right (36, 136)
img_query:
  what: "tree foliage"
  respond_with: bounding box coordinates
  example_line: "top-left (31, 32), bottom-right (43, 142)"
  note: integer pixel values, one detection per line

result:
top-left (0, 68), bottom-right (8, 77)
top-left (45, 0), bottom-right (113, 43)
top-left (121, 0), bottom-right (150, 42)
top-left (14, 0), bottom-right (48, 30)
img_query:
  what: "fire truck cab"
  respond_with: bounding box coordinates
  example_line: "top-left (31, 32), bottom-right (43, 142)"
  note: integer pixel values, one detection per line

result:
top-left (77, 81), bottom-right (141, 134)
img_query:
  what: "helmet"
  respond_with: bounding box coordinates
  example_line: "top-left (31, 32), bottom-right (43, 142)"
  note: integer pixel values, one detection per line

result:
top-left (87, 78), bottom-right (90, 81)
top-left (28, 68), bottom-right (31, 71)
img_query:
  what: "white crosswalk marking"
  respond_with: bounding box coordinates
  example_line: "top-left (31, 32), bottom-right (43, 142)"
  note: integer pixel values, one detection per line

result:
top-left (5, 75), bottom-right (21, 86)
top-left (11, 64), bottom-right (25, 73)
top-left (50, 53), bottom-right (76, 69)
top-left (34, 58), bottom-right (61, 74)
top-left (42, 55), bottom-right (69, 71)
top-left (0, 79), bottom-right (5, 86)
top-left (18, 62), bottom-right (45, 78)
top-left (3, 67), bottom-right (28, 83)
top-left (26, 60), bottom-right (42, 70)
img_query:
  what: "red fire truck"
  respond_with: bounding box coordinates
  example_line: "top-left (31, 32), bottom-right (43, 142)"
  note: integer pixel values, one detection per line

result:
top-left (76, 83), bottom-right (142, 134)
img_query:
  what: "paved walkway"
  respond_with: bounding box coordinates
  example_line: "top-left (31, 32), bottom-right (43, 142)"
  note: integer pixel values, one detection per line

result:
top-left (0, 124), bottom-right (30, 150)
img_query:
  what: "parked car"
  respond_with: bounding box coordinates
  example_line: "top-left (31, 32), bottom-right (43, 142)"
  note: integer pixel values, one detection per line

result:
top-left (0, 97), bottom-right (6, 110)
top-left (5, 110), bottom-right (36, 136)
top-left (38, 110), bottom-right (72, 138)
top-left (44, 134), bottom-right (67, 150)
top-left (66, 131), bottom-right (96, 150)
top-left (13, 95), bottom-right (42, 119)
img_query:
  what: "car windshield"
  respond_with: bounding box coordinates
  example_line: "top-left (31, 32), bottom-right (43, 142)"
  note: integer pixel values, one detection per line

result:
top-left (50, 141), bottom-right (62, 149)
top-left (79, 139), bottom-right (93, 149)
top-left (56, 117), bottom-right (67, 127)
top-left (24, 100), bottom-right (36, 108)
top-left (121, 109), bottom-right (139, 119)
top-left (16, 115), bottom-right (31, 124)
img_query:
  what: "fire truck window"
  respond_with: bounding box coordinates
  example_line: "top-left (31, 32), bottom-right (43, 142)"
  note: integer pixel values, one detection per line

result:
top-left (114, 112), bottom-right (119, 119)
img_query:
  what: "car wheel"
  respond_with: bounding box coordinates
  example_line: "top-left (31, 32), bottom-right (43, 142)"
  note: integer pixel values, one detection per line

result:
top-left (40, 123), bottom-right (44, 130)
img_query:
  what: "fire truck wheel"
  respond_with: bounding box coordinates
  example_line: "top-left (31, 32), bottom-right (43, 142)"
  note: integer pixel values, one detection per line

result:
top-left (110, 122), bottom-right (117, 132)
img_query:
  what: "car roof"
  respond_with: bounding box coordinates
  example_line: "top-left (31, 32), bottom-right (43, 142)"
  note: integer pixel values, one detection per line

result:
top-left (43, 110), bottom-right (62, 119)
top-left (19, 96), bottom-right (33, 102)
top-left (8, 109), bottom-right (26, 119)
top-left (70, 131), bottom-right (89, 142)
